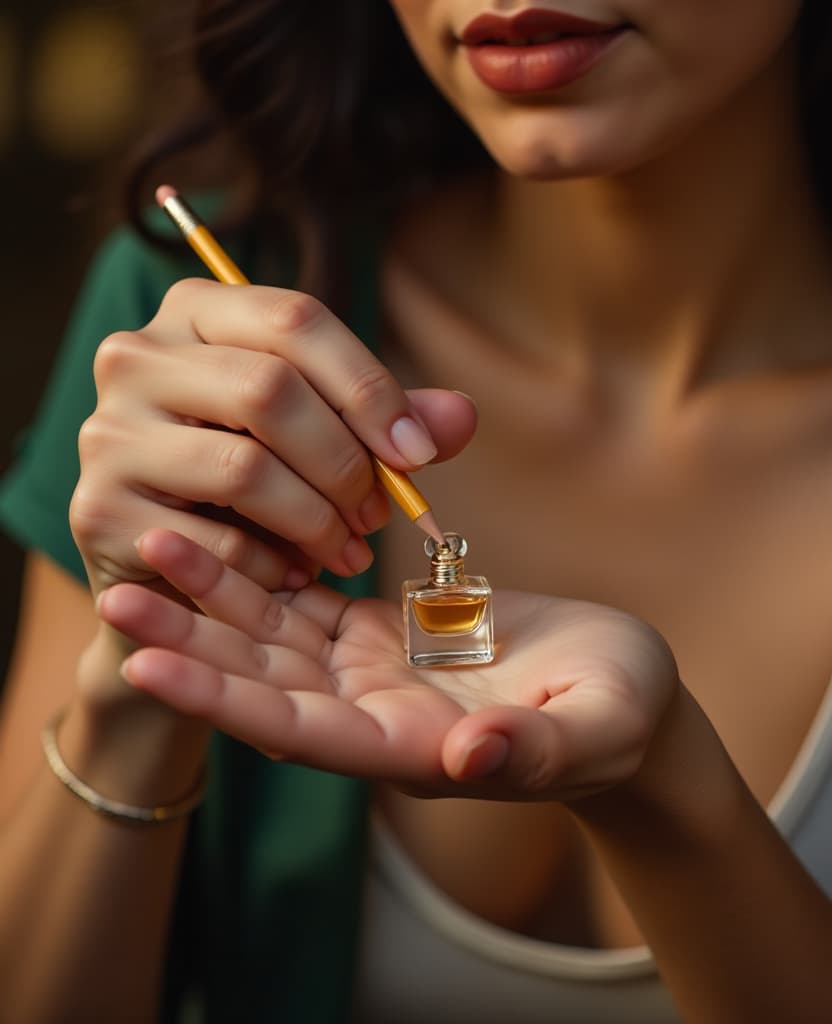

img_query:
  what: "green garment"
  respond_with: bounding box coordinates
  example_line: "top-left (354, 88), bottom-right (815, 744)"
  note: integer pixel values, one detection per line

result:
top-left (0, 221), bottom-right (381, 1022)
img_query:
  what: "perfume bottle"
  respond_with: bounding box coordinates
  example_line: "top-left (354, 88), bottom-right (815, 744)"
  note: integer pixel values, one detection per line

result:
top-left (403, 533), bottom-right (494, 667)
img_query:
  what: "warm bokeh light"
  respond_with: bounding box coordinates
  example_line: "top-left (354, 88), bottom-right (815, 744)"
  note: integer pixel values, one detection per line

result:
top-left (0, 15), bottom-right (17, 154)
top-left (28, 9), bottom-right (142, 159)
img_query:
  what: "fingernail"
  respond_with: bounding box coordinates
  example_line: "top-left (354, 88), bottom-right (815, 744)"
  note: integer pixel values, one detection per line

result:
top-left (390, 416), bottom-right (437, 466)
top-left (358, 488), bottom-right (389, 534)
top-left (452, 389), bottom-right (477, 408)
top-left (284, 566), bottom-right (311, 590)
top-left (119, 657), bottom-right (138, 686)
top-left (342, 536), bottom-right (374, 575)
top-left (457, 733), bottom-right (510, 779)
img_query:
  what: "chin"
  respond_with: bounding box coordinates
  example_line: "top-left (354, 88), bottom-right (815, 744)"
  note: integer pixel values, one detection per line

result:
top-left (493, 144), bottom-right (614, 181)
top-left (485, 135), bottom-right (632, 182)
top-left (475, 111), bottom-right (649, 182)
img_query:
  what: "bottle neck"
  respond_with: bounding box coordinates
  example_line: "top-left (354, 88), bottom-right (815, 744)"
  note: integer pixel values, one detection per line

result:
top-left (425, 532), bottom-right (469, 586)
top-left (429, 553), bottom-right (467, 586)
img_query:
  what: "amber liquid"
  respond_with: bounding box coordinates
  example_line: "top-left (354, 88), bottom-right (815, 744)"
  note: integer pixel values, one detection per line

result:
top-left (411, 593), bottom-right (488, 635)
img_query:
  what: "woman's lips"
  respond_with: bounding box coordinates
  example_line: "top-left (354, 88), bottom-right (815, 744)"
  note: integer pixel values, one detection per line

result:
top-left (460, 9), bottom-right (627, 94)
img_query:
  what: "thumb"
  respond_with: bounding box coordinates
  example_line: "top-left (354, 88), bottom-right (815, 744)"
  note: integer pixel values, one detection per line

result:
top-left (443, 687), bottom-right (654, 801)
top-left (405, 388), bottom-right (478, 464)
top-left (442, 706), bottom-right (567, 794)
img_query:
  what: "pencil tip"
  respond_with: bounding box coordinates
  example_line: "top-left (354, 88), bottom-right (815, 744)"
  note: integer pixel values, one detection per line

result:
top-left (155, 184), bottom-right (178, 208)
top-left (414, 510), bottom-right (445, 546)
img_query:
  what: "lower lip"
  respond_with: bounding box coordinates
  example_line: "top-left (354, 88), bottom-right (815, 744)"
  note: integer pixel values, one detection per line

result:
top-left (464, 30), bottom-right (625, 94)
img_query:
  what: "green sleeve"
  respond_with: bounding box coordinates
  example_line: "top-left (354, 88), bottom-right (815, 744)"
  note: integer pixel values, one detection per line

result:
top-left (0, 212), bottom-right (382, 595)
top-left (0, 229), bottom-right (212, 582)
top-left (0, 218), bottom-right (381, 1023)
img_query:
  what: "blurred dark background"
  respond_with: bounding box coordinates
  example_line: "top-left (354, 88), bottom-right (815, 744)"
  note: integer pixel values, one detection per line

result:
top-left (0, 1), bottom-right (166, 671)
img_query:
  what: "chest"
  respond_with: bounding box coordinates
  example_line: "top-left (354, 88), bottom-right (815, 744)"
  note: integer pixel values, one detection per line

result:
top-left (380, 360), bottom-right (832, 809)
top-left (373, 253), bottom-right (832, 946)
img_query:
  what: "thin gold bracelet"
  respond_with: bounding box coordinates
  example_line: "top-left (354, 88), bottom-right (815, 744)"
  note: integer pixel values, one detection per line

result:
top-left (41, 708), bottom-right (207, 824)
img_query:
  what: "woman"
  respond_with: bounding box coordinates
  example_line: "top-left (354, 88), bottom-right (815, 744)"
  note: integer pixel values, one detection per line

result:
top-left (1, 1), bottom-right (831, 1020)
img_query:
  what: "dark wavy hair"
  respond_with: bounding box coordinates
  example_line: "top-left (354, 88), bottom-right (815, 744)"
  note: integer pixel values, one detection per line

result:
top-left (128, 0), bottom-right (832, 302)
top-left (127, 1), bottom-right (486, 304)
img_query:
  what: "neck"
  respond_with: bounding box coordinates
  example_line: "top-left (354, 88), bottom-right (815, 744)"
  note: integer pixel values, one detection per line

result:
top-left (488, 44), bottom-right (832, 396)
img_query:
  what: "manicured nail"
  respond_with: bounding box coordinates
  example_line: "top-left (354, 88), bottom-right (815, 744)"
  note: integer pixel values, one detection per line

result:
top-left (390, 416), bottom-right (437, 466)
top-left (342, 536), bottom-right (374, 575)
top-left (457, 733), bottom-right (510, 779)
top-left (358, 488), bottom-right (389, 534)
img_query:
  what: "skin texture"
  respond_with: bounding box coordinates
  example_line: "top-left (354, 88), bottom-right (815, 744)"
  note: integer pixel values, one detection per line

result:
top-left (2, 1), bottom-right (832, 1021)
top-left (73, 279), bottom-right (476, 591)
top-left (106, 529), bottom-right (678, 798)
top-left (389, 0), bottom-right (804, 178)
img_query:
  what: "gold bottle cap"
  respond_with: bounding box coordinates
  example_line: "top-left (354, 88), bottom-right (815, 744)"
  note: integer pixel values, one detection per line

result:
top-left (426, 532), bottom-right (467, 585)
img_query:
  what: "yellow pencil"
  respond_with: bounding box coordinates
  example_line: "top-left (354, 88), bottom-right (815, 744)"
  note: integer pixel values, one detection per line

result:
top-left (155, 185), bottom-right (445, 545)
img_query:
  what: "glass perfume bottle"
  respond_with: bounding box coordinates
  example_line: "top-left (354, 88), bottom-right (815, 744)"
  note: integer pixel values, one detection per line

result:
top-left (403, 533), bottom-right (494, 667)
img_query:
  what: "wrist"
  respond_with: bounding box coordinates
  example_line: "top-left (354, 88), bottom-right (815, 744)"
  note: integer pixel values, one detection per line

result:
top-left (61, 629), bottom-right (211, 810)
top-left (42, 707), bottom-right (207, 823)
top-left (569, 684), bottom-right (748, 846)
top-left (76, 623), bottom-right (199, 730)
top-left (58, 698), bottom-right (210, 812)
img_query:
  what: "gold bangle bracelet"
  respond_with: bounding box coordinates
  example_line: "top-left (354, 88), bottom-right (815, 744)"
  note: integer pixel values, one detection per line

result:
top-left (41, 708), bottom-right (207, 825)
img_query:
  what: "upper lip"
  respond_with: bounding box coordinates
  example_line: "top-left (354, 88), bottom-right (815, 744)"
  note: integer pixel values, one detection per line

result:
top-left (460, 8), bottom-right (620, 45)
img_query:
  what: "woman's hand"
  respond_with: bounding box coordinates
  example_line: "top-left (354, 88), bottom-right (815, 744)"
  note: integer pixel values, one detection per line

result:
top-left (99, 529), bottom-right (681, 801)
top-left (69, 278), bottom-right (477, 601)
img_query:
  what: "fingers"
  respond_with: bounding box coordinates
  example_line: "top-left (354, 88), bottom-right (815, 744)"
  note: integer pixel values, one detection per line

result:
top-left (442, 682), bottom-right (652, 800)
top-left (119, 650), bottom-right (438, 775)
top-left (100, 337), bottom-right (388, 538)
top-left (70, 486), bottom-right (305, 593)
top-left (113, 419), bottom-right (373, 576)
top-left (149, 278), bottom-right (439, 470)
top-left (99, 582), bottom-right (333, 684)
top-left (405, 389), bottom-right (478, 464)
top-left (120, 650), bottom-right (360, 766)
top-left (85, 285), bottom-right (480, 595)
top-left (110, 529), bottom-right (447, 775)
top-left (133, 528), bottom-right (350, 648)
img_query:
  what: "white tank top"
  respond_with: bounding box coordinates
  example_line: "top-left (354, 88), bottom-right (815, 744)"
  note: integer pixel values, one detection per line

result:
top-left (353, 679), bottom-right (832, 1023)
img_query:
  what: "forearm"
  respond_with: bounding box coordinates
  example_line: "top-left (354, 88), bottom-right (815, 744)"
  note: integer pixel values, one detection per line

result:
top-left (0, 694), bottom-right (208, 1024)
top-left (571, 686), bottom-right (832, 1024)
